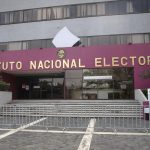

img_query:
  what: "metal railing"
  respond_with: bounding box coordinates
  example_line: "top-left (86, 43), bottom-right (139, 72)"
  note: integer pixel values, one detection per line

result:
top-left (0, 104), bottom-right (149, 131)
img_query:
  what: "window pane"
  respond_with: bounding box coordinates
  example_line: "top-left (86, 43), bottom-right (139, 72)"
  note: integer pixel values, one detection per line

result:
top-left (0, 44), bottom-right (7, 51)
top-left (80, 37), bottom-right (88, 46)
top-left (56, 7), bottom-right (63, 19)
top-left (132, 0), bottom-right (141, 13)
top-left (9, 12), bottom-right (14, 23)
top-left (65, 70), bottom-right (82, 78)
top-left (42, 8), bottom-right (47, 20)
top-left (141, 0), bottom-right (149, 12)
top-left (106, 1), bottom-right (127, 15)
top-left (32, 9), bottom-right (38, 21)
top-left (24, 10), bottom-right (32, 22)
top-left (30, 40), bottom-right (42, 49)
top-left (120, 35), bottom-right (128, 44)
top-left (22, 41), bottom-right (29, 50)
top-left (97, 3), bottom-right (105, 15)
top-left (132, 0), bottom-right (148, 13)
top-left (100, 36), bottom-right (110, 45)
top-left (4, 12), bottom-right (10, 24)
top-left (106, 1), bottom-right (117, 15)
top-left (8, 42), bottom-right (21, 50)
top-left (0, 13), bottom-right (5, 24)
top-left (89, 37), bottom-right (99, 45)
top-left (127, 0), bottom-right (133, 13)
top-left (87, 4), bottom-right (96, 16)
top-left (80, 4), bottom-right (87, 17)
top-left (65, 79), bottom-right (82, 99)
top-left (149, 0), bottom-right (150, 12)
top-left (83, 69), bottom-right (96, 76)
top-left (41, 40), bottom-right (47, 48)
top-left (47, 8), bottom-right (52, 19)
top-left (63, 6), bottom-right (70, 18)
top-left (51, 8), bottom-right (57, 19)
top-left (46, 39), bottom-right (54, 48)
top-left (127, 35), bottom-right (132, 44)
top-left (132, 34), bottom-right (144, 43)
top-left (144, 34), bottom-right (150, 43)
top-left (14, 11), bottom-right (22, 23)
top-left (109, 35), bottom-right (118, 45)
top-left (70, 5), bottom-right (77, 18)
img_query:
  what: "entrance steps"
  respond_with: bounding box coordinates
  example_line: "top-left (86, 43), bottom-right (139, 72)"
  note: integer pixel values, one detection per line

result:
top-left (1, 99), bottom-right (142, 118)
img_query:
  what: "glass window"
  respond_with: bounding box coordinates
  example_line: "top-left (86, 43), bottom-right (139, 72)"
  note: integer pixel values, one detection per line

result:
top-left (127, 0), bottom-right (133, 13)
top-left (47, 8), bottom-right (51, 19)
top-left (80, 37), bottom-right (88, 46)
top-left (0, 44), bottom-right (7, 51)
top-left (149, 0), bottom-right (150, 12)
top-left (106, 1), bottom-right (115, 15)
top-left (65, 79), bottom-right (82, 99)
top-left (9, 12), bottom-right (14, 23)
top-left (22, 41), bottom-right (29, 50)
top-left (4, 12), bottom-right (10, 24)
top-left (70, 5), bottom-right (77, 18)
top-left (46, 39), bottom-right (54, 48)
top-left (132, 0), bottom-right (148, 13)
top-left (132, 34), bottom-right (144, 44)
top-left (127, 35), bottom-right (132, 44)
top-left (8, 42), bottom-right (22, 50)
top-left (117, 0), bottom-right (127, 14)
top-left (63, 6), bottom-right (70, 18)
top-left (32, 9), bottom-right (38, 21)
top-left (51, 8), bottom-right (57, 19)
top-left (47, 8), bottom-right (56, 20)
top-left (87, 4), bottom-right (97, 16)
top-left (141, 0), bottom-right (149, 12)
top-left (120, 35), bottom-right (128, 44)
top-left (56, 7), bottom-right (63, 19)
top-left (65, 70), bottom-right (82, 99)
top-left (83, 69), bottom-right (103, 76)
top-left (80, 4), bottom-right (87, 17)
top-left (41, 40), bottom-right (47, 48)
top-left (24, 10), bottom-right (32, 22)
top-left (0, 13), bottom-right (5, 24)
top-left (97, 3), bottom-right (105, 15)
top-left (13, 11), bottom-right (23, 23)
top-left (83, 68), bottom-right (134, 100)
top-left (77, 4), bottom-right (87, 17)
top-left (42, 8), bottom-right (47, 20)
top-left (65, 70), bottom-right (82, 78)
top-left (37, 9), bottom-right (42, 20)
top-left (99, 36), bottom-right (110, 45)
top-left (144, 34), bottom-right (150, 43)
top-left (89, 37), bottom-right (100, 46)
top-left (30, 40), bottom-right (42, 49)
top-left (106, 0), bottom-right (127, 15)
top-left (109, 35), bottom-right (119, 45)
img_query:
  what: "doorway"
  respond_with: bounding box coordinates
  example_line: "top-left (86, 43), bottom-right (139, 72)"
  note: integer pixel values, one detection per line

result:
top-left (16, 73), bottom-right (64, 99)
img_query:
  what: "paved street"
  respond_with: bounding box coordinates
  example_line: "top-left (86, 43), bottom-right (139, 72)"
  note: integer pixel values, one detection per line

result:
top-left (0, 130), bottom-right (150, 150)
top-left (0, 116), bottom-right (150, 150)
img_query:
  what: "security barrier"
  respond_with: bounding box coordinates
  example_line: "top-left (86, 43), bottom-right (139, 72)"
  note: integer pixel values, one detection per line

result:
top-left (0, 104), bottom-right (149, 131)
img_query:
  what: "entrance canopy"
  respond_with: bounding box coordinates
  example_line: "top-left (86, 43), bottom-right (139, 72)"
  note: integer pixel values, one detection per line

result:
top-left (0, 44), bottom-right (150, 89)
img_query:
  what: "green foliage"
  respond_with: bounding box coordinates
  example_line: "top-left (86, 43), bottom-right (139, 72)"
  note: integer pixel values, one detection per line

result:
top-left (0, 81), bottom-right (10, 91)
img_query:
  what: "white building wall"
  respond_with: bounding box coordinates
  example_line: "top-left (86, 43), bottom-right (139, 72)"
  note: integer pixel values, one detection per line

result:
top-left (0, 0), bottom-right (116, 12)
top-left (0, 91), bottom-right (12, 105)
top-left (0, 13), bottom-right (150, 42)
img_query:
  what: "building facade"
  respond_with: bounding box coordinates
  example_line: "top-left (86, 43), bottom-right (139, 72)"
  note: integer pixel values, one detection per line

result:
top-left (0, 0), bottom-right (150, 100)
